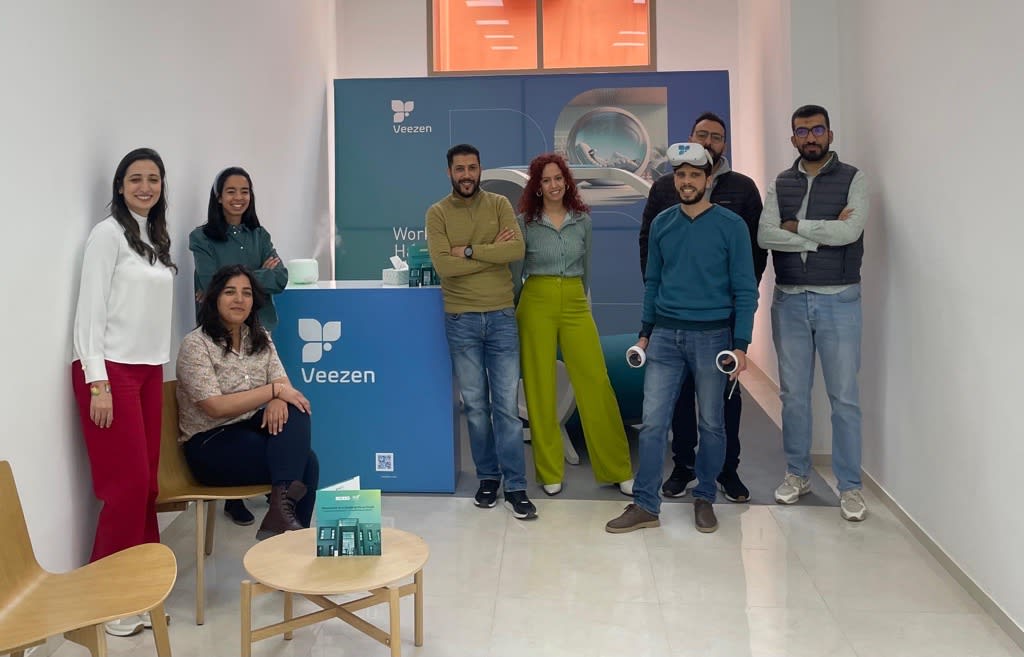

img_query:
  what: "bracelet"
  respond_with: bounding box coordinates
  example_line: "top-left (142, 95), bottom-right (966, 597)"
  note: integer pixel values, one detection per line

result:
top-left (89, 383), bottom-right (111, 396)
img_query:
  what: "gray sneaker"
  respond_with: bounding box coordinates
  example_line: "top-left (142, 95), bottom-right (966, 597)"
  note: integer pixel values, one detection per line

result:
top-left (605, 504), bottom-right (660, 534)
top-left (840, 489), bottom-right (867, 521)
top-left (774, 473), bottom-right (811, 504)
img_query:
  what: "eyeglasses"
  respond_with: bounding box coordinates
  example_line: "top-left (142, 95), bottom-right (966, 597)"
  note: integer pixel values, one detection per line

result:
top-left (793, 125), bottom-right (828, 138)
top-left (693, 130), bottom-right (725, 143)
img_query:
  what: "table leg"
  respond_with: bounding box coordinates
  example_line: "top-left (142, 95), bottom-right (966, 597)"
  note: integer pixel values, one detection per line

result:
top-left (284, 591), bottom-right (294, 640)
top-left (388, 585), bottom-right (401, 657)
top-left (240, 580), bottom-right (253, 657)
top-left (414, 570), bottom-right (424, 647)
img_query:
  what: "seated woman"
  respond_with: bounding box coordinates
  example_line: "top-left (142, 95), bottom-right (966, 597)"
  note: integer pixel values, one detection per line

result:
top-left (176, 264), bottom-right (318, 540)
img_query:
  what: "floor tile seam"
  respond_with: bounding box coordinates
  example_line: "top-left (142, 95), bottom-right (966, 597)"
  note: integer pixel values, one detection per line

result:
top-left (819, 593), bottom-right (988, 616)
top-left (792, 589), bottom-right (868, 657)
top-left (645, 542), bottom-right (800, 559)
top-left (494, 590), bottom-right (664, 605)
top-left (641, 543), bottom-right (780, 554)
top-left (773, 527), bottom-right (835, 617)
top-left (502, 536), bottom-right (647, 550)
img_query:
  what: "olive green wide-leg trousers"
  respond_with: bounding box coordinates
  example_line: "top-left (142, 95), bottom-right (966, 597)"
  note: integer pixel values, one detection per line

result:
top-left (516, 276), bottom-right (633, 486)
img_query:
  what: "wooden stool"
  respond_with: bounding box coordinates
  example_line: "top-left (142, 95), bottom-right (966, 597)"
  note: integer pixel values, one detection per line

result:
top-left (241, 527), bottom-right (429, 657)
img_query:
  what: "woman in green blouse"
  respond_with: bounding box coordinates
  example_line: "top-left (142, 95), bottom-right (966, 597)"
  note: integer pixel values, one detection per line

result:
top-left (191, 167), bottom-right (288, 331)
top-left (189, 166), bottom-right (289, 524)
top-left (514, 153), bottom-right (634, 497)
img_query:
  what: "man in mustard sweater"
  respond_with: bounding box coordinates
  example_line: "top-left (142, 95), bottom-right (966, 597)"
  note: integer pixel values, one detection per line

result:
top-left (425, 144), bottom-right (537, 520)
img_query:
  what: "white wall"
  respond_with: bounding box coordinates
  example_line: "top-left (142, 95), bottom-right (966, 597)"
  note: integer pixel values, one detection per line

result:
top-left (0, 0), bottom-right (334, 571)
top-left (734, 0), bottom-right (792, 382)
top-left (336, 0), bottom-right (428, 78)
top-left (835, 0), bottom-right (1024, 628)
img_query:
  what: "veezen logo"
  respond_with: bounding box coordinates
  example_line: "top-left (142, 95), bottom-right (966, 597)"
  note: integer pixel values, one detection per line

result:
top-left (298, 319), bottom-right (341, 364)
top-left (297, 319), bottom-right (377, 385)
top-left (390, 99), bottom-right (432, 134)
top-left (391, 99), bottom-right (414, 123)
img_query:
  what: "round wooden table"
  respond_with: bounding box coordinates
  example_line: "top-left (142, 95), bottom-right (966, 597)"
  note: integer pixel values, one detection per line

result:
top-left (241, 527), bottom-right (429, 657)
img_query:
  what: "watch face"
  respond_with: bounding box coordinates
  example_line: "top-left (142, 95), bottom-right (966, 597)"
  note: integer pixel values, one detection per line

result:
top-left (465, 246), bottom-right (473, 258)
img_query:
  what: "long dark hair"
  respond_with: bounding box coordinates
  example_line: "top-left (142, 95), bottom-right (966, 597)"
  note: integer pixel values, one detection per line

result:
top-left (110, 148), bottom-right (177, 272)
top-left (517, 153), bottom-right (589, 223)
top-left (197, 265), bottom-right (271, 356)
top-left (202, 166), bottom-right (261, 241)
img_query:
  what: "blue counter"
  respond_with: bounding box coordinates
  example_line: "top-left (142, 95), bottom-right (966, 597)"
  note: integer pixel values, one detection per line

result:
top-left (274, 281), bottom-right (459, 492)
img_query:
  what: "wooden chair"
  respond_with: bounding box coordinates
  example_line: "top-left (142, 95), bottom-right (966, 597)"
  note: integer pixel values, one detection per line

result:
top-left (0, 460), bottom-right (176, 657)
top-left (156, 380), bottom-right (270, 625)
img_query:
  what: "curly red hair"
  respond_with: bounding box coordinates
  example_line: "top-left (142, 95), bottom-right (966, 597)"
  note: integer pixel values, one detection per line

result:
top-left (517, 153), bottom-right (589, 222)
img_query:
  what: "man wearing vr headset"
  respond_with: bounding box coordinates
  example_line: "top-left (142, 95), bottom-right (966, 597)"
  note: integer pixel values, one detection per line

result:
top-left (607, 143), bottom-right (758, 534)
top-left (639, 112), bottom-right (765, 504)
top-left (758, 105), bottom-right (869, 522)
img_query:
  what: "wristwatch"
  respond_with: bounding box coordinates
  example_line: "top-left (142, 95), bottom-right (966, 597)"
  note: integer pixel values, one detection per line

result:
top-left (464, 245), bottom-right (474, 259)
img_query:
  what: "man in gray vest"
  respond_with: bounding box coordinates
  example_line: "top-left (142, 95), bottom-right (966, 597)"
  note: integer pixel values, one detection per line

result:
top-left (758, 105), bottom-right (869, 521)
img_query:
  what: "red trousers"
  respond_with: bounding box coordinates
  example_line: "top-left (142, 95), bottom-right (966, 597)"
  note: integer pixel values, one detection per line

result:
top-left (71, 361), bottom-right (163, 562)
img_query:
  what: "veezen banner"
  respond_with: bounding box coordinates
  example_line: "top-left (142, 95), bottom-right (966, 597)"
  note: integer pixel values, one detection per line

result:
top-left (334, 71), bottom-right (730, 335)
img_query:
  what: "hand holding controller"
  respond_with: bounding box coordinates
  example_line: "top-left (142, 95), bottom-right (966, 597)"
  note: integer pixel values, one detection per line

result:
top-left (626, 345), bottom-right (647, 368)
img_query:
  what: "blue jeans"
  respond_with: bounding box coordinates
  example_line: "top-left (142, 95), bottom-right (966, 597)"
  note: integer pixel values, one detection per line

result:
top-left (634, 327), bottom-right (730, 514)
top-left (771, 285), bottom-right (862, 492)
top-left (445, 308), bottom-right (527, 492)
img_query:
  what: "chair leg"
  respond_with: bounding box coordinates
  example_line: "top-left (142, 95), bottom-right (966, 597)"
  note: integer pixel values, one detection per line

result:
top-left (205, 500), bottom-right (216, 556)
top-left (65, 624), bottom-right (108, 657)
top-left (149, 602), bottom-right (172, 657)
top-left (284, 591), bottom-right (293, 640)
top-left (240, 580), bottom-right (254, 657)
top-left (195, 500), bottom-right (206, 625)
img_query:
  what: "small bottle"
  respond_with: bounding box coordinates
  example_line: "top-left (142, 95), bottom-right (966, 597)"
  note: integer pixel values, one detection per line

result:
top-left (408, 266), bottom-right (422, 287)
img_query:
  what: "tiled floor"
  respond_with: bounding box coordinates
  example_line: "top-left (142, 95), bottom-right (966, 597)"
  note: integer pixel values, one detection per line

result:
top-left (50, 372), bottom-right (1022, 657)
top-left (49, 490), bottom-right (1022, 657)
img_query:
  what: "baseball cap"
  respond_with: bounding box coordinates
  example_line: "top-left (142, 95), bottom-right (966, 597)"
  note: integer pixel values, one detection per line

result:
top-left (666, 142), bottom-right (714, 169)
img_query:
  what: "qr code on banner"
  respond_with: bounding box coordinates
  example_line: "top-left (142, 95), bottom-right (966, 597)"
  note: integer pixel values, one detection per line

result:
top-left (375, 453), bottom-right (394, 472)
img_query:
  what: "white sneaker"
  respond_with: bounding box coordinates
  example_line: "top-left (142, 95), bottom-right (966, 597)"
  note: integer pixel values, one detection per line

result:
top-left (617, 479), bottom-right (635, 497)
top-left (142, 611), bottom-right (170, 628)
top-left (542, 482), bottom-right (562, 496)
top-left (840, 489), bottom-right (867, 521)
top-left (774, 473), bottom-right (811, 504)
top-left (105, 616), bottom-right (145, 637)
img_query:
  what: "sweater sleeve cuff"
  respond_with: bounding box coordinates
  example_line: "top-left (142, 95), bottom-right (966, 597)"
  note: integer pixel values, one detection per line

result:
top-left (639, 322), bottom-right (654, 339)
top-left (82, 357), bottom-right (108, 383)
top-left (733, 339), bottom-right (750, 352)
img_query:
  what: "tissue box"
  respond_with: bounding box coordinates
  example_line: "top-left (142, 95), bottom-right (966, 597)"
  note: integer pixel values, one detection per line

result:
top-left (382, 267), bottom-right (409, 286)
top-left (288, 259), bottom-right (319, 285)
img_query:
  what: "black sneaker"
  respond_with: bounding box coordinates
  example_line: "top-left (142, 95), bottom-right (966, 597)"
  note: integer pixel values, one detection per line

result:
top-left (661, 466), bottom-right (696, 497)
top-left (224, 499), bottom-right (255, 526)
top-left (716, 470), bottom-right (750, 503)
top-left (474, 479), bottom-right (501, 508)
top-left (503, 490), bottom-right (538, 520)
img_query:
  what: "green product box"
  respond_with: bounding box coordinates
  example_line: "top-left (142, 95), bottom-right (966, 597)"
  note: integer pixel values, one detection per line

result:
top-left (314, 477), bottom-right (382, 556)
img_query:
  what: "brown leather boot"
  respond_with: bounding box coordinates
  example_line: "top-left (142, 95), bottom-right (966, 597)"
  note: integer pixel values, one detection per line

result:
top-left (256, 481), bottom-right (307, 541)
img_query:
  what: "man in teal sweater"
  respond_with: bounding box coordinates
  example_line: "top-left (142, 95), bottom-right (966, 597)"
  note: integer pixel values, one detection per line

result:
top-left (607, 143), bottom-right (758, 535)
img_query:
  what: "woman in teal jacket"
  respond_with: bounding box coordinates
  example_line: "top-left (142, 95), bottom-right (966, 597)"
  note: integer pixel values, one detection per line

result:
top-left (189, 166), bottom-right (289, 524)
top-left (190, 167), bottom-right (288, 331)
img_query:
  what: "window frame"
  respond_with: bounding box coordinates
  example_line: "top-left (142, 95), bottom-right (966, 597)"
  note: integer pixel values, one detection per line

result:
top-left (428, 0), bottom-right (657, 77)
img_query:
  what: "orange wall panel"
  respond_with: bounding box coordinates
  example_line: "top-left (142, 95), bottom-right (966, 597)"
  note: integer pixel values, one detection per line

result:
top-left (434, 0), bottom-right (538, 72)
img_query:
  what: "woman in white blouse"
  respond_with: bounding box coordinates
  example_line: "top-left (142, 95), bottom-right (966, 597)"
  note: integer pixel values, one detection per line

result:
top-left (70, 147), bottom-right (176, 637)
